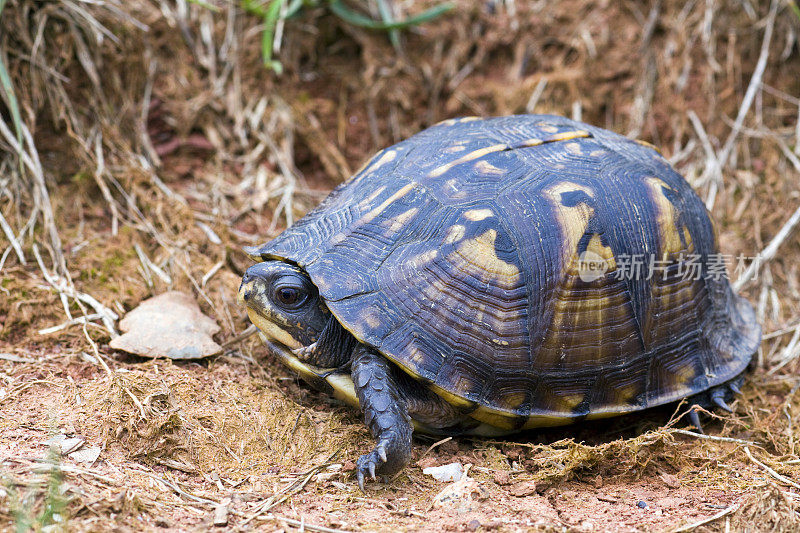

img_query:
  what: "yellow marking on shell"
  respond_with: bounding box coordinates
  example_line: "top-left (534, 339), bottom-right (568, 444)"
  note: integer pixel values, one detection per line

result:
top-left (565, 142), bottom-right (582, 155)
top-left (474, 160), bottom-right (505, 175)
top-left (538, 124), bottom-right (559, 133)
top-left (246, 308), bottom-right (302, 350)
top-left (585, 408), bottom-right (634, 420)
top-left (518, 138), bottom-right (543, 148)
top-left (472, 405), bottom-right (574, 430)
top-left (444, 143), bottom-right (467, 153)
top-left (428, 144), bottom-right (508, 178)
top-left (369, 149), bottom-right (397, 172)
top-left (463, 208), bottom-right (494, 221)
top-left (590, 149), bottom-right (606, 157)
top-left (585, 234), bottom-right (617, 271)
top-left (556, 394), bottom-right (585, 410)
top-left (360, 185), bottom-right (387, 207)
top-left (500, 391), bottom-right (527, 410)
top-left (670, 362), bottom-right (698, 387)
top-left (645, 177), bottom-right (686, 255)
top-left (329, 232), bottom-right (346, 245)
top-left (492, 338), bottom-right (509, 346)
top-left (409, 249), bottom-right (438, 268)
top-left (546, 181), bottom-right (595, 199)
top-left (441, 177), bottom-right (468, 199)
top-left (385, 207), bottom-right (419, 232)
top-left (428, 382), bottom-right (477, 410)
top-left (357, 182), bottom-right (415, 226)
top-left (436, 118), bottom-right (458, 127)
top-left (683, 226), bottom-right (693, 248)
top-left (544, 182), bottom-right (595, 261)
top-left (352, 152), bottom-right (382, 178)
top-left (450, 229), bottom-right (520, 286)
top-left (520, 415), bottom-right (576, 430)
top-left (458, 116), bottom-right (481, 123)
top-left (444, 224), bottom-right (466, 244)
top-left (363, 309), bottom-right (381, 329)
top-left (635, 138), bottom-right (661, 153)
top-left (549, 130), bottom-right (591, 142)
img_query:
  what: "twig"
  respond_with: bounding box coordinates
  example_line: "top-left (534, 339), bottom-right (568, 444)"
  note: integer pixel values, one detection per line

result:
top-left (256, 513), bottom-right (354, 533)
top-left (672, 429), bottom-right (756, 446)
top-left (201, 260), bottom-right (224, 287)
top-left (733, 204), bottom-right (800, 290)
top-left (671, 502), bottom-right (740, 532)
top-left (717, 0), bottom-right (778, 169)
top-left (31, 461), bottom-right (118, 485)
top-left (220, 324), bottom-right (258, 349)
top-left (687, 110), bottom-right (721, 209)
top-left (745, 446), bottom-right (800, 491)
top-left (0, 210), bottom-right (26, 265)
top-left (31, 244), bottom-right (119, 336)
top-left (241, 454), bottom-right (340, 526)
top-left (0, 353), bottom-right (36, 363)
top-left (139, 471), bottom-right (220, 506)
top-left (38, 313), bottom-right (103, 335)
top-left (419, 437), bottom-right (453, 461)
top-left (525, 78), bottom-right (548, 113)
top-left (763, 320), bottom-right (800, 340)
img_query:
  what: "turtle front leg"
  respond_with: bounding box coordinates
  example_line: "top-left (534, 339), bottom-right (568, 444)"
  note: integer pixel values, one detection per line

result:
top-left (350, 344), bottom-right (413, 490)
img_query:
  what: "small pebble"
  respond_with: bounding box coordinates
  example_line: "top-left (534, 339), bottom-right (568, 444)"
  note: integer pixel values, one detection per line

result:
top-left (466, 519), bottom-right (481, 531)
top-left (637, 500), bottom-right (648, 509)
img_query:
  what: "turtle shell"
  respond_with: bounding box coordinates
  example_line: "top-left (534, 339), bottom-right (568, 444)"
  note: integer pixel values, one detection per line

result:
top-left (248, 114), bottom-right (761, 431)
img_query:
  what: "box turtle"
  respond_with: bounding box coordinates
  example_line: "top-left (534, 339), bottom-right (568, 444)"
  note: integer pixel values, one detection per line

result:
top-left (238, 115), bottom-right (761, 488)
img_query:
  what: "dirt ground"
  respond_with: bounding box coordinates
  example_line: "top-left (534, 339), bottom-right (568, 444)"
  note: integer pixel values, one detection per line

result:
top-left (2, 0), bottom-right (800, 531)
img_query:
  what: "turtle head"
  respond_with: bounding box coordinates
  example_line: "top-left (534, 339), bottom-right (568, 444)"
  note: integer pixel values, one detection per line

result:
top-left (238, 261), bottom-right (329, 350)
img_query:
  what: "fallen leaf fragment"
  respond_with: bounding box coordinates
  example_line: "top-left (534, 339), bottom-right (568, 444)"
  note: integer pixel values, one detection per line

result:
top-left (423, 462), bottom-right (464, 482)
top-left (69, 445), bottom-right (102, 464)
top-left (110, 291), bottom-right (221, 359)
top-left (46, 434), bottom-right (85, 455)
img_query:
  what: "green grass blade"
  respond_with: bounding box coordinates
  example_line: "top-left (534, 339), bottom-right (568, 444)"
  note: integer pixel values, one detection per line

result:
top-left (790, 1), bottom-right (800, 21)
top-left (376, 0), bottom-right (401, 50)
top-left (329, 0), bottom-right (453, 31)
top-left (260, 0), bottom-right (284, 71)
top-left (0, 57), bottom-right (23, 153)
top-left (0, 0), bottom-right (23, 153)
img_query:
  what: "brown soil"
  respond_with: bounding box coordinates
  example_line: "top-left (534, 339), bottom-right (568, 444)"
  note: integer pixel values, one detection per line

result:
top-left (2, 0), bottom-right (800, 531)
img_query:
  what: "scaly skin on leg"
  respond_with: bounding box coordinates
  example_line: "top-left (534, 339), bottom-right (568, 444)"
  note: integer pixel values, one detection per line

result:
top-left (350, 345), bottom-right (413, 490)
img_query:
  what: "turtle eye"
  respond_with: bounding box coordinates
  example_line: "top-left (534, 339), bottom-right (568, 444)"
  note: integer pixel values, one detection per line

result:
top-left (277, 286), bottom-right (301, 305)
top-left (273, 284), bottom-right (307, 309)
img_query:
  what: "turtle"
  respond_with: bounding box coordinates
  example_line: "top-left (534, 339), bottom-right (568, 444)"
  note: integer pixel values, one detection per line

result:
top-left (238, 114), bottom-right (761, 489)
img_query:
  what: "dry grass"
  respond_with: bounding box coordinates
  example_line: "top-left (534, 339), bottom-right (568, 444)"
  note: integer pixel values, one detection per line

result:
top-left (1, 0), bottom-right (800, 531)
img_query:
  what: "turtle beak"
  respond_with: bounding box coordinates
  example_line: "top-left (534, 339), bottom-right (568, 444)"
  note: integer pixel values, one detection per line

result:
top-left (238, 262), bottom-right (272, 305)
top-left (238, 264), bottom-right (303, 351)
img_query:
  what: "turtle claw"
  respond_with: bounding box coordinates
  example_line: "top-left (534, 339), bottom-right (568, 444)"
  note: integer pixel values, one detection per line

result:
top-left (377, 444), bottom-right (387, 463)
top-left (355, 445), bottom-right (387, 491)
top-left (729, 381), bottom-right (742, 395)
top-left (710, 388), bottom-right (733, 413)
top-left (712, 396), bottom-right (732, 412)
top-left (292, 342), bottom-right (317, 361)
